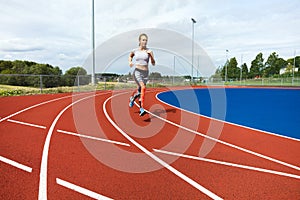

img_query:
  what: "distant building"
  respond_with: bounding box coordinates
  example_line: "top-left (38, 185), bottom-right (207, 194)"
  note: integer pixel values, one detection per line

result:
top-left (280, 67), bottom-right (299, 75)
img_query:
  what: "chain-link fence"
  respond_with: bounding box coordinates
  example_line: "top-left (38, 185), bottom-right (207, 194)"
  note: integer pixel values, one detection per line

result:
top-left (207, 77), bottom-right (300, 86)
top-left (0, 74), bottom-right (299, 96)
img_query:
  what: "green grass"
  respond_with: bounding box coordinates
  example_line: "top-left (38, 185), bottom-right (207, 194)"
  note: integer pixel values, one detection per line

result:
top-left (0, 82), bottom-right (137, 96)
top-left (0, 85), bottom-right (39, 96)
top-left (1, 79), bottom-right (299, 97)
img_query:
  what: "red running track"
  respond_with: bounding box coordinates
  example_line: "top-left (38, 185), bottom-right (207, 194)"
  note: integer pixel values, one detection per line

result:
top-left (0, 87), bottom-right (299, 199)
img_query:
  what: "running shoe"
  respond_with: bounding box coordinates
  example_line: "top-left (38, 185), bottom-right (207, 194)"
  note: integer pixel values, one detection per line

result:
top-left (139, 107), bottom-right (146, 116)
top-left (129, 96), bottom-right (134, 107)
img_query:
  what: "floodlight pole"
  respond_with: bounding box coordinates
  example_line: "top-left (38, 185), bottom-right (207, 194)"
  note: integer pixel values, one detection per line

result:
top-left (173, 55), bottom-right (175, 85)
top-left (91, 0), bottom-right (95, 85)
top-left (191, 18), bottom-right (196, 84)
top-left (225, 49), bottom-right (229, 83)
top-left (197, 55), bottom-right (199, 80)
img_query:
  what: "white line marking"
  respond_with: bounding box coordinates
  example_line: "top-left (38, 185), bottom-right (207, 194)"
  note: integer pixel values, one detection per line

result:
top-left (57, 129), bottom-right (130, 147)
top-left (0, 92), bottom-right (88, 123)
top-left (155, 90), bottom-right (300, 142)
top-left (56, 178), bottom-right (113, 200)
top-left (153, 149), bottom-right (300, 180)
top-left (7, 119), bottom-right (46, 129)
top-left (139, 97), bottom-right (300, 171)
top-left (103, 92), bottom-right (223, 200)
top-left (39, 92), bottom-right (110, 200)
top-left (0, 155), bottom-right (32, 173)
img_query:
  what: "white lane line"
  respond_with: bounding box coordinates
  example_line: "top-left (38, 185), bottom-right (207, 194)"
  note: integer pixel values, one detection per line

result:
top-left (57, 129), bottom-right (130, 147)
top-left (103, 92), bottom-right (223, 200)
top-left (0, 92), bottom-right (88, 123)
top-left (7, 119), bottom-right (47, 129)
top-left (56, 178), bottom-right (113, 200)
top-left (39, 92), bottom-right (111, 200)
top-left (0, 155), bottom-right (32, 173)
top-left (153, 149), bottom-right (300, 180)
top-left (136, 101), bottom-right (300, 171)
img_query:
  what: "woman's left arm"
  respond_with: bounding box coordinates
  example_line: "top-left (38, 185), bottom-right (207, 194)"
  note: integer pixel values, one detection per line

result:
top-left (147, 50), bottom-right (156, 66)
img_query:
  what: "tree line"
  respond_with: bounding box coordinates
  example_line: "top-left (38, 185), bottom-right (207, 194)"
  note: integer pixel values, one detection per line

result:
top-left (0, 60), bottom-right (89, 87)
top-left (0, 60), bottom-right (168, 88)
top-left (213, 52), bottom-right (300, 80)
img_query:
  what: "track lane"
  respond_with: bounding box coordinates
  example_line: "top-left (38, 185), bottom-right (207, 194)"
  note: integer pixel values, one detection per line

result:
top-left (150, 89), bottom-right (300, 171)
top-left (0, 94), bottom-right (72, 118)
top-left (0, 93), bottom-right (78, 199)
top-left (106, 88), bottom-right (300, 199)
top-left (103, 91), bottom-right (222, 199)
top-left (47, 91), bottom-right (212, 199)
top-left (0, 92), bottom-right (97, 199)
top-left (1, 88), bottom-right (299, 199)
top-left (154, 87), bottom-right (300, 166)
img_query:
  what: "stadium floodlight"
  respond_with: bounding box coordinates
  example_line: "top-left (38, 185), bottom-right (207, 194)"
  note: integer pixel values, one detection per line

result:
top-left (91, 0), bottom-right (95, 85)
top-left (225, 49), bottom-right (229, 83)
top-left (191, 18), bottom-right (196, 83)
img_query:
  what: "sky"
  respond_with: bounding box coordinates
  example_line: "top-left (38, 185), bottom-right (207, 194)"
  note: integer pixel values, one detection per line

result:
top-left (0, 0), bottom-right (299, 77)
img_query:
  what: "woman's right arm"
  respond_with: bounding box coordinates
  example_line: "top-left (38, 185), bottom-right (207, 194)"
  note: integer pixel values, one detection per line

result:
top-left (128, 51), bottom-right (134, 67)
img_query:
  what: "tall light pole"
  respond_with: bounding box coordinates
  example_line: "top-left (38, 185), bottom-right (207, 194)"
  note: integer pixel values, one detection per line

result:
top-left (191, 18), bottom-right (196, 83)
top-left (91, 0), bottom-right (95, 85)
top-left (173, 55), bottom-right (175, 85)
top-left (197, 55), bottom-right (199, 79)
top-left (225, 49), bottom-right (229, 83)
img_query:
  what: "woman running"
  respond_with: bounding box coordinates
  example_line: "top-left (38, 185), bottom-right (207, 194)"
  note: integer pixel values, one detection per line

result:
top-left (128, 33), bottom-right (156, 116)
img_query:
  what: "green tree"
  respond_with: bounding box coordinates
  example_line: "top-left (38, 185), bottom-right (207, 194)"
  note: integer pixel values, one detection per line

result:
top-left (211, 66), bottom-right (222, 80)
top-left (285, 63), bottom-right (293, 74)
top-left (0, 60), bottom-right (13, 72)
top-left (263, 52), bottom-right (286, 77)
top-left (149, 72), bottom-right (162, 79)
top-left (63, 67), bottom-right (88, 86)
top-left (249, 53), bottom-right (264, 78)
top-left (0, 61), bottom-right (14, 85)
top-left (222, 57), bottom-right (239, 80)
top-left (286, 56), bottom-right (300, 76)
top-left (241, 63), bottom-right (248, 80)
top-left (10, 60), bottom-right (28, 85)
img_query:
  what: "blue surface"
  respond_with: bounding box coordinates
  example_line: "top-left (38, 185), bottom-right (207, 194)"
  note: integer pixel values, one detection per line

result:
top-left (157, 88), bottom-right (300, 139)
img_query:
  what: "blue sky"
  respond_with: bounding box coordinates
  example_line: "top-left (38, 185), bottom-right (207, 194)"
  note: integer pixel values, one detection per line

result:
top-left (0, 0), bottom-right (299, 76)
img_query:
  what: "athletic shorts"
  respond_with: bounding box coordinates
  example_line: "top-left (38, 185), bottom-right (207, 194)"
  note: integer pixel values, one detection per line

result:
top-left (133, 68), bottom-right (149, 85)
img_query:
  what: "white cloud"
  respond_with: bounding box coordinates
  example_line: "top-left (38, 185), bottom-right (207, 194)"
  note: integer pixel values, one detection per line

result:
top-left (0, 0), bottom-right (299, 75)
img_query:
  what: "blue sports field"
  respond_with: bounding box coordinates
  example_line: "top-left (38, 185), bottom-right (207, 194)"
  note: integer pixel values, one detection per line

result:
top-left (157, 87), bottom-right (300, 140)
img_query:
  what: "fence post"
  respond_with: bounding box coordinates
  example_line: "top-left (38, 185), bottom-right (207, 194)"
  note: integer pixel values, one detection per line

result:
top-left (40, 75), bottom-right (43, 93)
top-left (77, 76), bottom-right (80, 92)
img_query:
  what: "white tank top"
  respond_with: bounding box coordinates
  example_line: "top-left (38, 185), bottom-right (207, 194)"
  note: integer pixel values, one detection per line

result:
top-left (133, 48), bottom-right (149, 66)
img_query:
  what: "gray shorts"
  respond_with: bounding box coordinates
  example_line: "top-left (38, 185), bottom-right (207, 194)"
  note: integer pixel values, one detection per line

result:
top-left (133, 68), bottom-right (149, 85)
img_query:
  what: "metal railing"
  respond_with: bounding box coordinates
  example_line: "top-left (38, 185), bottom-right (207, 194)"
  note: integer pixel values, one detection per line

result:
top-left (0, 74), bottom-right (299, 96)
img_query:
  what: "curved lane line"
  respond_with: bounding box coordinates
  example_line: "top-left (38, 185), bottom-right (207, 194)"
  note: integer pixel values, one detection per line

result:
top-left (0, 93), bottom-right (88, 123)
top-left (38, 92), bottom-right (110, 200)
top-left (153, 149), bottom-right (300, 180)
top-left (103, 92), bottom-right (223, 200)
top-left (134, 91), bottom-right (300, 171)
